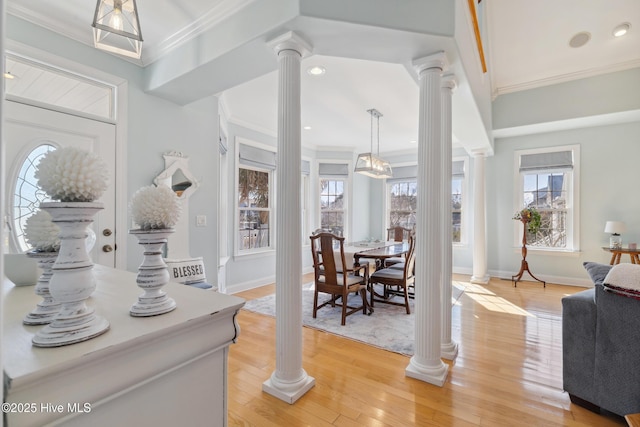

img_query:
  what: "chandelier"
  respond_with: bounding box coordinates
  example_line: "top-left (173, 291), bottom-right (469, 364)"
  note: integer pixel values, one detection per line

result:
top-left (92, 0), bottom-right (143, 59)
top-left (354, 108), bottom-right (392, 179)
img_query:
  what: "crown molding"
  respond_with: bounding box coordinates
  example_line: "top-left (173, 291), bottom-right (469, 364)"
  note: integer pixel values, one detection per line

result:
top-left (7, 0), bottom-right (257, 67)
top-left (492, 109), bottom-right (640, 139)
top-left (494, 58), bottom-right (640, 96)
top-left (227, 115), bottom-right (277, 138)
top-left (145, 0), bottom-right (257, 65)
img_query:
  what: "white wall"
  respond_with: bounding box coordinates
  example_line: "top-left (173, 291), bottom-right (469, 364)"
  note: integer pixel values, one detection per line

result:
top-left (488, 121), bottom-right (640, 286)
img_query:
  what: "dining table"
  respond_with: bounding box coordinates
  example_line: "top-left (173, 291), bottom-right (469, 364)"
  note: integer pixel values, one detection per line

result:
top-left (332, 240), bottom-right (410, 273)
top-left (353, 241), bottom-right (410, 269)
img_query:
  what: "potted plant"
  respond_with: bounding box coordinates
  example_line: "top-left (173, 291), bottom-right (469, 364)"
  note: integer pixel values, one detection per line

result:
top-left (513, 207), bottom-right (542, 235)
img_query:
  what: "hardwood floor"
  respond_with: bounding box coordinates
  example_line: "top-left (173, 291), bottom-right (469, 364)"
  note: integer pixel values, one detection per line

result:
top-left (228, 274), bottom-right (626, 426)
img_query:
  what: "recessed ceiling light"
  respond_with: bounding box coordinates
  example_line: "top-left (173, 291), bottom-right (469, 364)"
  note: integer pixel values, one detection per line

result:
top-left (409, 140), bottom-right (417, 144)
top-left (569, 31), bottom-right (591, 48)
top-left (303, 126), bottom-right (312, 130)
top-left (306, 66), bottom-right (326, 76)
top-left (3, 71), bottom-right (17, 79)
top-left (613, 22), bottom-right (631, 37)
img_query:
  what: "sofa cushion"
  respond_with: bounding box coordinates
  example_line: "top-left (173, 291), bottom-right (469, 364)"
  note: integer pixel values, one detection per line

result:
top-left (583, 261), bottom-right (612, 286)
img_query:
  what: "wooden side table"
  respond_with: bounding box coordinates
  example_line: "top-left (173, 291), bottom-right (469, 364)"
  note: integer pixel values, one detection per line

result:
top-left (625, 412), bottom-right (640, 427)
top-left (602, 247), bottom-right (640, 265)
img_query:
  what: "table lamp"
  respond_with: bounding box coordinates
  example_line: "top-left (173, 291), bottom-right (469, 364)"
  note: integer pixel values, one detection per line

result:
top-left (605, 221), bottom-right (626, 249)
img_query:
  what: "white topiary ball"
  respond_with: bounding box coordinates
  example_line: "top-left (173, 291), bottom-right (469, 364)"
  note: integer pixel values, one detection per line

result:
top-left (130, 185), bottom-right (182, 230)
top-left (24, 210), bottom-right (61, 252)
top-left (34, 147), bottom-right (109, 202)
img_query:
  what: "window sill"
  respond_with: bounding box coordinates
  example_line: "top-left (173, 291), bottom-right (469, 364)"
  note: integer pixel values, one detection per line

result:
top-left (234, 248), bottom-right (275, 260)
top-left (513, 247), bottom-right (581, 257)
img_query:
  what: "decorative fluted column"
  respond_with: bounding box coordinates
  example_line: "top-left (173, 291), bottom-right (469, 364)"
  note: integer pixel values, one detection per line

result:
top-left (440, 75), bottom-right (458, 361)
top-left (406, 52), bottom-right (449, 386)
top-left (1, 0), bottom-right (6, 409)
top-left (262, 31), bottom-right (315, 404)
top-left (470, 151), bottom-right (490, 284)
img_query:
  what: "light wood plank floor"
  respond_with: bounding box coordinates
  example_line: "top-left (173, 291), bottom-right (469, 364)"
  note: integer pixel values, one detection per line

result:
top-left (228, 274), bottom-right (626, 426)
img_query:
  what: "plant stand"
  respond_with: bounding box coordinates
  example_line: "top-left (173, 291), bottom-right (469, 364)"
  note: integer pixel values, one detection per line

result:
top-left (512, 218), bottom-right (546, 288)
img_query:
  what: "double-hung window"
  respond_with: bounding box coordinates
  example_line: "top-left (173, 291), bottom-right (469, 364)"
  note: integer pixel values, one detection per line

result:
top-left (387, 165), bottom-right (417, 229)
top-left (386, 161), bottom-right (466, 242)
top-left (451, 159), bottom-right (465, 243)
top-left (319, 163), bottom-right (349, 237)
top-left (237, 143), bottom-right (276, 252)
top-left (515, 145), bottom-right (579, 250)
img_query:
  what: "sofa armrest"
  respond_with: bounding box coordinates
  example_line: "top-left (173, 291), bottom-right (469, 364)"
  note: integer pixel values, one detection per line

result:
top-left (593, 285), bottom-right (640, 416)
top-left (562, 289), bottom-right (597, 405)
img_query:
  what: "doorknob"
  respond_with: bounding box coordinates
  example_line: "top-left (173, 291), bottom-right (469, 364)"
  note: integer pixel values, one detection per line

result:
top-left (103, 228), bottom-right (112, 237)
top-left (102, 244), bottom-right (113, 253)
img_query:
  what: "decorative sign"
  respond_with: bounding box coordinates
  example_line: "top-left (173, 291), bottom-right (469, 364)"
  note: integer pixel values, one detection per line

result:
top-left (165, 257), bottom-right (206, 285)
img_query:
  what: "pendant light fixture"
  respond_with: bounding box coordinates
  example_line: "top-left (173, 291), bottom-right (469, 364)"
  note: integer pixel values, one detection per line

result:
top-left (92, 0), bottom-right (143, 59)
top-left (355, 108), bottom-right (392, 179)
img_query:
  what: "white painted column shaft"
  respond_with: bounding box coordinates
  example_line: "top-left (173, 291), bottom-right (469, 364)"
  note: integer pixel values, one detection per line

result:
top-left (471, 152), bottom-right (490, 284)
top-left (263, 32), bottom-right (315, 403)
top-left (440, 76), bottom-right (458, 360)
top-left (406, 53), bottom-right (449, 386)
top-left (0, 0), bottom-right (6, 410)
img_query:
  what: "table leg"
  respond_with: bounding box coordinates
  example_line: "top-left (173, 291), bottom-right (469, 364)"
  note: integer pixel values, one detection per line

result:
top-left (610, 252), bottom-right (617, 265)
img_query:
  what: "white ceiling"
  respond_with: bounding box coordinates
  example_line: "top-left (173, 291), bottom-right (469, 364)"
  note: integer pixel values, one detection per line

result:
top-left (5, 0), bottom-right (640, 155)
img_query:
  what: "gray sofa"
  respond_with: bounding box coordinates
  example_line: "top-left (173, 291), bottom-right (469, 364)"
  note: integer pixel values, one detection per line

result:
top-left (562, 262), bottom-right (640, 416)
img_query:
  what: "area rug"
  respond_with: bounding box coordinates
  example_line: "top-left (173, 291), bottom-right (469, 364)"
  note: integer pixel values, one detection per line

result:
top-left (242, 282), bottom-right (465, 356)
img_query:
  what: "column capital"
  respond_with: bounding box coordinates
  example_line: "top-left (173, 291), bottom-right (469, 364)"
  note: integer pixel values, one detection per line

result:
top-left (267, 31), bottom-right (312, 58)
top-left (470, 148), bottom-right (488, 158)
top-left (441, 74), bottom-right (457, 91)
top-left (412, 52), bottom-right (449, 77)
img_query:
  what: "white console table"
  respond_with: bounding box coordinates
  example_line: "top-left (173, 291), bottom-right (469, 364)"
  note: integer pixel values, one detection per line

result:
top-left (3, 265), bottom-right (245, 427)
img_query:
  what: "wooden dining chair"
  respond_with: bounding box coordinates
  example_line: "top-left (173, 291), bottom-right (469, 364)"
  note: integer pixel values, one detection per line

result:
top-left (310, 232), bottom-right (371, 325)
top-left (387, 226), bottom-right (413, 242)
top-left (369, 235), bottom-right (416, 314)
top-left (384, 226), bottom-right (413, 267)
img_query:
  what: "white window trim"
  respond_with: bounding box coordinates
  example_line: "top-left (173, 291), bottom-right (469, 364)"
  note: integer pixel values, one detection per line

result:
top-left (513, 144), bottom-right (580, 252)
top-left (317, 160), bottom-right (351, 240)
top-left (234, 137), bottom-right (277, 257)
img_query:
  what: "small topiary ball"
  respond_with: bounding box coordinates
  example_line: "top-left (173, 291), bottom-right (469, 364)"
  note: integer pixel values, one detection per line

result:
top-left (34, 147), bottom-right (109, 202)
top-left (24, 210), bottom-right (61, 252)
top-left (130, 185), bottom-right (182, 230)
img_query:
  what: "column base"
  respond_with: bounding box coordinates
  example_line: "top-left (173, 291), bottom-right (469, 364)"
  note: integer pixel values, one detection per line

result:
top-left (470, 274), bottom-right (490, 285)
top-left (441, 340), bottom-right (459, 361)
top-left (406, 356), bottom-right (449, 387)
top-left (262, 371), bottom-right (316, 404)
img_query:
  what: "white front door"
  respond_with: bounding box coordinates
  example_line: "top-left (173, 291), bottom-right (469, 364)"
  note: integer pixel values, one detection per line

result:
top-left (4, 101), bottom-right (118, 267)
